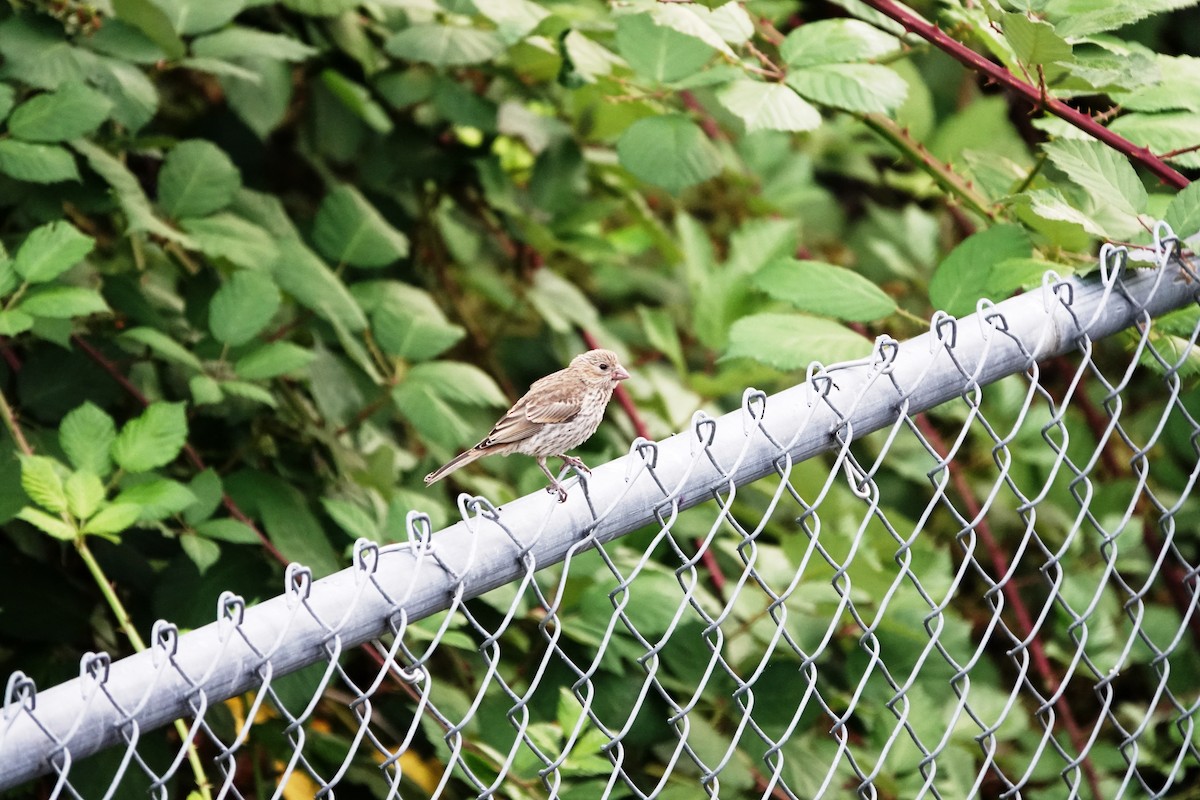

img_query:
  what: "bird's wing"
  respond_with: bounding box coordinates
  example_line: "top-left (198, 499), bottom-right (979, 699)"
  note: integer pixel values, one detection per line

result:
top-left (481, 374), bottom-right (582, 447)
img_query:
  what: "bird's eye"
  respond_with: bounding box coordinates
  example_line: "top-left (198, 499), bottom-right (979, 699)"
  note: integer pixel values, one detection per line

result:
top-left (599, 363), bottom-right (609, 370)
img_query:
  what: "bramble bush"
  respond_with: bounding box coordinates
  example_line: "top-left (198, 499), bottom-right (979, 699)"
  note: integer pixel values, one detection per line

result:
top-left (1, 0), bottom-right (1198, 795)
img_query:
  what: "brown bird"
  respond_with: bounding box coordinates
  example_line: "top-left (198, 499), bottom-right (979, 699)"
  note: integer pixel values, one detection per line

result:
top-left (423, 349), bottom-right (631, 502)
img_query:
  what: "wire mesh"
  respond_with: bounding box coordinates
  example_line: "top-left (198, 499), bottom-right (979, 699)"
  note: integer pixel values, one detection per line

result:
top-left (3, 227), bottom-right (1200, 799)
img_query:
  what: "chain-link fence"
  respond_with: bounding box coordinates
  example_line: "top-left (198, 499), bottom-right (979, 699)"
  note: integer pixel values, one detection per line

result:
top-left (3, 227), bottom-right (1200, 798)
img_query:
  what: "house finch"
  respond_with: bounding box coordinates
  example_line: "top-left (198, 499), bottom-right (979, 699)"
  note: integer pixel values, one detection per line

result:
top-left (423, 349), bottom-right (631, 502)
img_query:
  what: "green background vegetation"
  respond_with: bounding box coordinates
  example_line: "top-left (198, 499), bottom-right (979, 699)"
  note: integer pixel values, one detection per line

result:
top-left (2, 0), bottom-right (1200, 796)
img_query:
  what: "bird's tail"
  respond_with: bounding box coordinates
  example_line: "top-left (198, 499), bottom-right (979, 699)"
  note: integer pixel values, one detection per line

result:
top-left (424, 447), bottom-right (485, 485)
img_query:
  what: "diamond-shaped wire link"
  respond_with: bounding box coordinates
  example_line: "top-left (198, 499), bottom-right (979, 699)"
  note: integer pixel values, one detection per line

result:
top-left (3, 229), bottom-right (1200, 799)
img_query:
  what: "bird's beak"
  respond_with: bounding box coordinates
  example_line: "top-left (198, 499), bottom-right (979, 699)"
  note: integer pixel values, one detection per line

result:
top-left (613, 365), bottom-right (631, 381)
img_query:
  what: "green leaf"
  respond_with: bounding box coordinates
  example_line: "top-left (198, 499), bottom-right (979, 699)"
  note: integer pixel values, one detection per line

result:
top-left (988, 258), bottom-right (1059, 295)
top-left (0, 254), bottom-right (15, 298)
top-left (1000, 13), bottom-right (1072, 67)
top-left (111, 402), bottom-right (189, 473)
top-left (209, 270), bottom-right (281, 346)
top-left (723, 313), bottom-right (871, 370)
top-left (189, 374), bottom-right (223, 405)
top-left (87, 55), bottom-right (159, 133)
top-left (352, 280), bottom-right (464, 361)
top-left (1116, 54), bottom-right (1200, 113)
top-left (1048, 0), bottom-right (1193, 38)
top-left (1166, 181), bottom-right (1200, 239)
top-left (180, 57), bottom-right (271, 82)
top-left (672, 2), bottom-right (754, 46)
top-left (0, 15), bottom-right (85, 90)
top-left (192, 26), bottom-right (317, 62)
top-left (8, 83), bottom-right (113, 143)
top-left (73, 138), bottom-right (194, 245)
top-left (220, 56), bottom-right (292, 139)
top-left (526, 269), bottom-right (600, 333)
top-left (158, 140), bottom-right (241, 219)
top-left (1042, 138), bottom-right (1148, 218)
top-left (0, 140), bottom-right (80, 183)
top-left (15, 286), bottom-right (108, 319)
top-left (280, 0), bottom-right (357, 16)
top-left (780, 19), bottom-right (900, 67)
top-left (0, 81), bottom-right (15, 122)
top-left (19, 455), bottom-right (68, 514)
top-left (649, 5), bottom-right (735, 56)
top-left (182, 468), bottom-right (222, 525)
top-left (312, 185), bottom-right (409, 268)
top-left (85, 18), bottom-right (167, 63)
top-left (271, 238), bottom-right (368, 331)
top-left (617, 115), bottom-right (722, 194)
top-left (321, 497), bottom-right (380, 540)
top-left (1108, 112), bottom-right (1200, 169)
top-left (477, 0), bottom-right (550, 44)
top-left (560, 30), bottom-right (623, 84)
top-left (717, 81), bottom-right (822, 133)
top-left (82, 502), bottom-right (141, 536)
top-left (180, 213), bottom-right (279, 269)
top-left (115, 478), bottom-right (198, 520)
top-left (65, 471), bottom-right (105, 520)
top-left (726, 218), bottom-right (800, 275)
top-left (234, 341), bottom-right (315, 380)
top-left (385, 24), bottom-right (506, 67)
top-left (320, 69), bottom-right (393, 134)
top-left (404, 361), bottom-right (508, 407)
top-left (615, 13), bottom-right (716, 83)
top-left (13, 221), bottom-right (95, 283)
top-left (195, 517), bottom-right (260, 544)
top-left (180, 533), bottom-right (220, 573)
top-left (17, 506), bottom-right (76, 540)
top-left (754, 259), bottom-right (896, 321)
top-left (1022, 188), bottom-right (1112, 238)
top-left (60, 402), bottom-right (117, 476)
top-left (227, 471), bottom-right (340, 576)
top-left (0, 310), bottom-right (32, 336)
top-left (120, 326), bottom-right (204, 372)
top-left (220, 380), bottom-right (277, 407)
top-left (394, 358), bottom-right (507, 445)
top-left (929, 225), bottom-right (1032, 317)
top-left (786, 63), bottom-right (908, 114)
top-left (112, 0), bottom-right (186, 59)
top-left (638, 305), bottom-right (685, 373)
top-left (152, 0), bottom-right (243, 36)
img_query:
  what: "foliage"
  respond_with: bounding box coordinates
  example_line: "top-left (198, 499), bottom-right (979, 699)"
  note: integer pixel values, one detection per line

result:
top-left (0, 0), bottom-right (1197, 796)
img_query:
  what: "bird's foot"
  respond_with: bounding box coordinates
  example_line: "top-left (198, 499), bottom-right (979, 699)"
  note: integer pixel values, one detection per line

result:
top-left (560, 455), bottom-right (591, 475)
top-left (545, 481), bottom-right (569, 503)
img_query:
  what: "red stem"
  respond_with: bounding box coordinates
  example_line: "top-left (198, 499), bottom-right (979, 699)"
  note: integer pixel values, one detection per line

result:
top-left (913, 412), bottom-right (1105, 799)
top-left (856, 0), bottom-right (1190, 189)
top-left (1050, 358), bottom-right (1200, 650)
top-left (71, 334), bottom-right (288, 565)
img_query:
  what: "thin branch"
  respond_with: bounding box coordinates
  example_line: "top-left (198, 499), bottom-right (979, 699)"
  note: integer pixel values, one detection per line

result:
top-left (1158, 143), bottom-right (1200, 161)
top-left (0, 379), bottom-right (34, 457)
top-left (71, 334), bottom-right (288, 565)
top-left (681, 91), bottom-right (723, 141)
top-left (860, 113), bottom-right (999, 220)
top-left (856, 0), bottom-right (1190, 189)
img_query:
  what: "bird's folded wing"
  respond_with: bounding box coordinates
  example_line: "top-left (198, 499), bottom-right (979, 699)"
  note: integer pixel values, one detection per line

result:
top-left (482, 389), bottom-right (581, 446)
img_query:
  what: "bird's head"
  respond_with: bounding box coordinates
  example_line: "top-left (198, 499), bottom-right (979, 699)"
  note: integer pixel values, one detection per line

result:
top-left (571, 349), bottom-right (631, 384)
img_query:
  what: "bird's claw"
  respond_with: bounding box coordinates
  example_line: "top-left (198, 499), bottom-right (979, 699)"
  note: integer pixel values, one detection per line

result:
top-left (560, 455), bottom-right (591, 475)
top-left (545, 482), bottom-right (569, 503)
